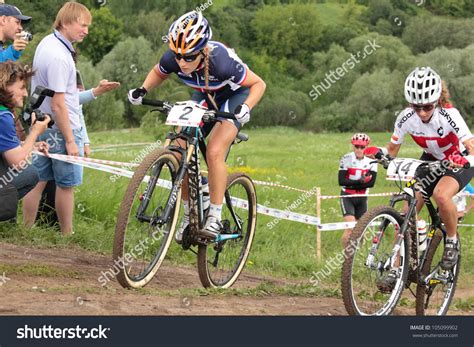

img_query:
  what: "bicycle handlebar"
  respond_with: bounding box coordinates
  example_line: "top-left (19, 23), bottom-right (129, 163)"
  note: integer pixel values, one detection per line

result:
top-left (141, 99), bottom-right (164, 107)
top-left (373, 154), bottom-right (470, 170)
top-left (140, 98), bottom-right (237, 122)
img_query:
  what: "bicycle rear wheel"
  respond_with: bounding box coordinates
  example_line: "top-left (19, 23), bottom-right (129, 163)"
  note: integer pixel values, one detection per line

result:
top-left (341, 206), bottom-right (409, 315)
top-left (197, 173), bottom-right (257, 288)
top-left (113, 149), bottom-right (181, 288)
top-left (415, 231), bottom-right (460, 315)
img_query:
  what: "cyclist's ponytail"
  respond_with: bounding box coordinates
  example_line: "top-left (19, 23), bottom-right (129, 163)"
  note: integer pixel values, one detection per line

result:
top-left (439, 80), bottom-right (453, 108)
top-left (204, 46), bottom-right (210, 91)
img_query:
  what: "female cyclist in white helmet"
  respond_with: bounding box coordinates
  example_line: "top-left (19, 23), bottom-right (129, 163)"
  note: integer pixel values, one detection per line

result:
top-left (365, 67), bottom-right (474, 280)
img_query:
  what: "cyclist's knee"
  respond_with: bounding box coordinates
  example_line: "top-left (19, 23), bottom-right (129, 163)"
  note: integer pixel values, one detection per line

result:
top-left (206, 145), bottom-right (226, 164)
top-left (432, 190), bottom-right (453, 206)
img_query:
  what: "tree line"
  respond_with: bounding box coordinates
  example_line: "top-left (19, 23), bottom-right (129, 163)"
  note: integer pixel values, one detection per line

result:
top-left (17, 0), bottom-right (474, 133)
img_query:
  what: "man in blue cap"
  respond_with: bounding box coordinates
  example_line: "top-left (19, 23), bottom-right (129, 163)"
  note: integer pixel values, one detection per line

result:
top-left (0, 3), bottom-right (32, 62)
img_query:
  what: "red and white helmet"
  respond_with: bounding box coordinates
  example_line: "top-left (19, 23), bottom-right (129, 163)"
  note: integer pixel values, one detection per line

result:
top-left (351, 133), bottom-right (370, 146)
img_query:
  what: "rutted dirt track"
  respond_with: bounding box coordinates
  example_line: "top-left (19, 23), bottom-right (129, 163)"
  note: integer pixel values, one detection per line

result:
top-left (0, 242), bottom-right (347, 315)
top-left (0, 242), bottom-right (472, 315)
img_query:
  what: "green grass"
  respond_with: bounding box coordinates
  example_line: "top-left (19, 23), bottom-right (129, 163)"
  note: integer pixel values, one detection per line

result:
top-left (0, 263), bottom-right (82, 278)
top-left (2, 127), bottom-right (474, 292)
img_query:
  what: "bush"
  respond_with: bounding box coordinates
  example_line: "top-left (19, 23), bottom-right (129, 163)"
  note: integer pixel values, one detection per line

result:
top-left (251, 88), bottom-right (311, 127)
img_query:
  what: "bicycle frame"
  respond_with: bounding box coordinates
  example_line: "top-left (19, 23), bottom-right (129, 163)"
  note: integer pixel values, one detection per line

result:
top-left (136, 123), bottom-right (243, 248)
top-left (367, 174), bottom-right (448, 284)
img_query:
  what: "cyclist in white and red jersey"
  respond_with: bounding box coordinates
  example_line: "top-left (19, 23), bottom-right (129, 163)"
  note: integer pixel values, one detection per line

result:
top-left (128, 11), bottom-right (266, 242)
top-left (365, 67), bottom-right (474, 274)
top-left (339, 133), bottom-right (378, 247)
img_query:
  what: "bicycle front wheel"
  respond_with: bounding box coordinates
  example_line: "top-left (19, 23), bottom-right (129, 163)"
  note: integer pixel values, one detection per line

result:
top-left (197, 173), bottom-right (257, 288)
top-left (415, 231), bottom-right (460, 315)
top-left (113, 149), bottom-right (181, 288)
top-left (341, 206), bottom-right (409, 315)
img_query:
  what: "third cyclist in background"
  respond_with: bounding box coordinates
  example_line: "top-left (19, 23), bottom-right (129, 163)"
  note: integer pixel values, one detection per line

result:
top-left (338, 133), bottom-right (378, 248)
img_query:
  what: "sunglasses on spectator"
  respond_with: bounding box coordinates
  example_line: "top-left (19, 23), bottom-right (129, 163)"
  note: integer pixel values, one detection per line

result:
top-left (174, 52), bottom-right (201, 62)
top-left (411, 104), bottom-right (435, 112)
top-left (354, 145), bottom-right (366, 149)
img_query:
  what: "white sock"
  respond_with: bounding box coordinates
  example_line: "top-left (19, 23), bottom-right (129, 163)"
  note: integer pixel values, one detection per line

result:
top-left (446, 235), bottom-right (458, 243)
top-left (209, 203), bottom-right (222, 220)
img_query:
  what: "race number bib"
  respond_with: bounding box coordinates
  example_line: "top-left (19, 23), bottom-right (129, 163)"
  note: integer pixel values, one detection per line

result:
top-left (386, 158), bottom-right (423, 181)
top-left (165, 101), bottom-right (206, 127)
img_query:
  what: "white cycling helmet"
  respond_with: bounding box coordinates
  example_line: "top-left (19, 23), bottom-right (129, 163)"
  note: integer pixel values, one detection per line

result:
top-left (404, 67), bottom-right (442, 105)
top-left (168, 11), bottom-right (212, 55)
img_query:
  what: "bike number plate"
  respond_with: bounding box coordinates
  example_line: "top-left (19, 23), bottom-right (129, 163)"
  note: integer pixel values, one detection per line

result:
top-left (386, 158), bottom-right (423, 181)
top-left (166, 102), bottom-right (206, 127)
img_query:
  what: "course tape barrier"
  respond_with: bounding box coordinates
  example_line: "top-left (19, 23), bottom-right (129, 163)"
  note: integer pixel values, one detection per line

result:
top-left (33, 152), bottom-right (321, 226)
top-left (32, 152), bottom-right (474, 231)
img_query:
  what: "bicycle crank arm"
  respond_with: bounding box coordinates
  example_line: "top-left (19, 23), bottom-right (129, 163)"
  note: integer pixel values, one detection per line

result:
top-left (215, 234), bottom-right (241, 242)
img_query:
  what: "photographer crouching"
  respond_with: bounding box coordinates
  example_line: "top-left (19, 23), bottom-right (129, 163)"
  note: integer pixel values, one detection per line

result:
top-left (0, 61), bottom-right (50, 221)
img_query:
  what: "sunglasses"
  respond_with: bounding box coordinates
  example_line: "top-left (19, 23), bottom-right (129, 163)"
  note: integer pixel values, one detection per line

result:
top-left (174, 52), bottom-right (201, 62)
top-left (411, 104), bottom-right (435, 112)
top-left (354, 145), bottom-right (366, 150)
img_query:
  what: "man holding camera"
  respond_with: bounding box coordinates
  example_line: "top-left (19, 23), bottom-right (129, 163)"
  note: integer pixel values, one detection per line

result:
top-left (0, 62), bottom-right (50, 221)
top-left (23, 2), bottom-right (92, 235)
top-left (0, 3), bottom-right (31, 62)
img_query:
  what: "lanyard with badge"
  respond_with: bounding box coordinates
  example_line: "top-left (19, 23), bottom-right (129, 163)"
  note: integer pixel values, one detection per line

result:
top-left (54, 32), bottom-right (77, 63)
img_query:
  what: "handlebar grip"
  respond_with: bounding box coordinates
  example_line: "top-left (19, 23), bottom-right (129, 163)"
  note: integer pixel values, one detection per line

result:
top-left (463, 162), bottom-right (470, 169)
top-left (213, 110), bottom-right (236, 119)
top-left (142, 99), bottom-right (164, 107)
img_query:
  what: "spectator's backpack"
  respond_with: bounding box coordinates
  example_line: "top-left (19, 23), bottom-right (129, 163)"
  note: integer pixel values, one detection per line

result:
top-left (0, 157), bottom-right (18, 221)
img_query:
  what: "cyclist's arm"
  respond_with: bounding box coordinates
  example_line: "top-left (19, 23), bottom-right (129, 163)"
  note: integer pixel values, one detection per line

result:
top-left (358, 171), bottom-right (377, 189)
top-left (240, 69), bottom-right (266, 109)
top-left (141, 68), bottom-right (167, 92)
top-left (463, 137), bottom-right (474, 155)
top-left (387, 142), bottom-right (401, 157)
top-left (338, 170), bottom-right (362, 187)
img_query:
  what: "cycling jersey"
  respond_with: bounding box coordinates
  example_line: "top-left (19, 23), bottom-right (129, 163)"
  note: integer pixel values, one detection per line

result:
top-left (339, 152), bottom-right (378, 194)
top-left (156, 41), bottom-right (248, 105)
top-left (391, 107), bottom-right (473, 161)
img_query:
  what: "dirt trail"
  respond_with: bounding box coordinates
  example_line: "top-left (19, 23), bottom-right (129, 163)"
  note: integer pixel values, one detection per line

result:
top-left (0, 242), bottom-right (471, 315)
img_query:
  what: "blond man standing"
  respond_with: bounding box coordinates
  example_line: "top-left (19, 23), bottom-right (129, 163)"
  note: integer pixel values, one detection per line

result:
top-left (23, 2), bottom-right (92, 235)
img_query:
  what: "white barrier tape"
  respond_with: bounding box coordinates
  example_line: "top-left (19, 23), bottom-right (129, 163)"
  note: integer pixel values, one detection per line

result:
top-left (321, 192), bottom-right (398, 200)
top-left (93, 142), bottom-right (156, 150)
top-left (33, 151), bottom-right (140, 168)
top-left (35, 152), bottom-right (321, 226)
top-left (252, 180), bottom-right (311, 193)
top-left (319, 221), bottom-right (474, 232)
top-left (201, 169), bottom-right (311, 194)
top-left (258, 205), bottom-right (320, 225)
top-left (318, 221), bottom-right (357, 231)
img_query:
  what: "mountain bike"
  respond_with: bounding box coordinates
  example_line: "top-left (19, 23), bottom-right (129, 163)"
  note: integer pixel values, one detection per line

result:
top-left (341, 153), bottom-right (466, 315)
top-left (113, 99), bottom-right (257, 289)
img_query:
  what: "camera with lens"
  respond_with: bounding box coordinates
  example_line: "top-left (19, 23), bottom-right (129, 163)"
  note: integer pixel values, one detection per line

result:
top-left (20, 31), bottom-right (33, 42)
top-left (22, 86), bottom-right (55, 128)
